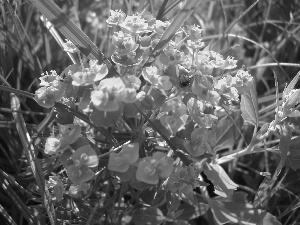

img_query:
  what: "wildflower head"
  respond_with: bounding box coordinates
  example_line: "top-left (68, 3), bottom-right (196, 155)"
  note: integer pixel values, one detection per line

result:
top-left (187, 25), bottom-right (203, 41)
top-left (184, 128), bottom-right (213, 157)
top-left (71, 61), bottom-right (108, 86)
top-left (215, 75), bottom-right (239, 102)
top-left (91, 77), bottom-right (126, 112)
top-left (136, 152), bottom-right (174, 185)
top-left (120, 13), bottom-right (149, 34)
top-left (233, 70), bottom-right (254, 94)
top-left (106, 10), bottom-right (126, 26)
top-left (108, 143), bottom-right (139, 173)
top-left (66, 164), bottom-right (95, 185)
top-left (34, 71), bottom-right (67, 108)
top-left (71, 145), bottom-right (99, 168)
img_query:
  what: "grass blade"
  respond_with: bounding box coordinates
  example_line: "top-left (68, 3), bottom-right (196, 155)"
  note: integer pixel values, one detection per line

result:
top-left (10, 93), bottom-right (56, 224)
top-left (0, 203), bottom-right (17, 225)
top-left (28, 0), bottom-right (119, 76)
top-left (0, 173), bottom-right (35, 224)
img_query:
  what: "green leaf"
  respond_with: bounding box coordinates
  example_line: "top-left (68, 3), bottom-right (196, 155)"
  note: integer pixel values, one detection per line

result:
top-left (253, 176), bottom-right (274, 208)
top-left (208, 192), bottom-right (282, 225)
top-left (273, 136), bottom-right (300, 170)
top-left (240, 84), bottom-right (259, 127)
top-left (203, 162), bottom-right (238, 198)
top-left (273, 125), bottom-right (292, 177)
top-left (176, 202), bottom-right (209, 221)
top-left (132, 207), bottom-right (165, 225)
top-left (214, 111), bottom-right (242, 151)
top-left (283, 71), bottom-right (300, 100)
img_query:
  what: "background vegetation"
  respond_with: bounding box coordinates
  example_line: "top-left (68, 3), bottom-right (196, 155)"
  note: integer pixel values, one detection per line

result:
top-left (0, 0), bottom-right (300, 224)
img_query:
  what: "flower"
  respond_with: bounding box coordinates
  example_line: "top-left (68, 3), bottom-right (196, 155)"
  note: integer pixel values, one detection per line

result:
top-left (119, 13), bottom-right (149, 34)
top-left (34, 71), bottom-right (67, 108)
top-left (66, 145), bottom-right (99, 184)
top-left (142, 66), bottom-right (172, 90)
top-left (215, 75), bottom-right (239, 102)
top-left (91, 77), bottom-right (127, 111)
top-left (46, 176), bottom-right (64, 201)
top-left (71, 60), bottom-right (108, 86)
top-left (108, 143), bottom-right (139, 173)
top-left (184, 128), bottom-right (215, 157)
top-left (233, 70), bottom-right (254, 94)
top-left (162, 163), bottom-right (206, 201)
top-left (106, 10), bottom-right (126, 26)
top-left (136, 152), bottom-right (174, 185)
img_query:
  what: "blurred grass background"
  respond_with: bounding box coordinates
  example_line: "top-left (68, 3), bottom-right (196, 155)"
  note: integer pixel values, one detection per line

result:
top-left (1, 0), bottom-right (300, 224)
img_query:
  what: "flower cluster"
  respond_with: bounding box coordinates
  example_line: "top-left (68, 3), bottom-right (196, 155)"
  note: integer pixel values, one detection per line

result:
top-left (35, 9), bottom-right (257, 202)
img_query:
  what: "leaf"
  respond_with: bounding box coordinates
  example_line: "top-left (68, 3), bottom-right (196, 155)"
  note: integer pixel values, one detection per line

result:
top-left (252, 176), bottom-right (274, 208)
top-left (176, 202), bottom-right (209, 221)
top-left (0, 203), bottom-right (17, 225)
top-left (132, 207), bottom-right (165, 225)
top-left (273, 125), bottom-right (292, 177)
top-left (283, 71), bottom-right (300, 100)
top-left (203, 162), bottom-right (238, 198)
top-left (272, 136), bottom-right (300, 170)
top-left (208, 192), bottom-right (282, 225)
top-left (214, 111), bottom-right (242, 151)
top-left (241, 84), bottom-right (259, 127)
